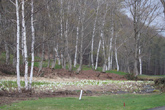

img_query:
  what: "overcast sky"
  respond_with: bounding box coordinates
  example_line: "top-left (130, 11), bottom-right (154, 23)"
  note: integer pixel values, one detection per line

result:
top-left (123, 0), bottom-right (165, 37)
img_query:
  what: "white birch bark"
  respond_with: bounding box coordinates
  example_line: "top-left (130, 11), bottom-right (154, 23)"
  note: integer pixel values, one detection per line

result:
top-left (61, 53), bottom-right (63, 68)
top-left (95, 39), bottom-right (101, 70)
top-left (91, 0), bottom-right (100, 69)
top-left (110, 51), bottom-right (113, 70)
top-left (22, 0), bottom-right (28, 90)
top-left (63, 1), bottom-right (70, 69)
top-left (114, 34), bottom-right (119, 71)
top-left (60, 0), bottom-right (64, 68)
top-left (16, 0), bottom-right (21, 92)
top-left (54, 47), bottom-right (60, 65)
top-left (107, 11), bottom-right (114, 70)
top-left (29, 0), bottom-right (35, 89)
top-left (139, 47), bottom-right (142, 75)
top-left (51, 48), bottom-right (56, 69)
top-left (108, 37), bottom-right (113, 70)
top-left (74, 16), bottom-right (80, 67)
top-left (115, 49), bottom-right (119, 71)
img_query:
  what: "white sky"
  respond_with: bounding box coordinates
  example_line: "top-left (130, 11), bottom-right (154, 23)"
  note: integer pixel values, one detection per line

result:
top-left (122, 0), bottom-right (165, 37)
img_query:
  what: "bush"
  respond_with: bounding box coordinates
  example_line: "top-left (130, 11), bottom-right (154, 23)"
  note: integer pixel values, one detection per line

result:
top-left (154, 78), bottom-right (165, 92)
top-left (125, 73), bottom-right (137, 80)
top-left (154, 78), bottom-right (165, 85)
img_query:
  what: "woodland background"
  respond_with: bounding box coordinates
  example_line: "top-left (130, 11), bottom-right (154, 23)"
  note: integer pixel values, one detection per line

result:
top-left (0, 0), bottom-right (164, 80)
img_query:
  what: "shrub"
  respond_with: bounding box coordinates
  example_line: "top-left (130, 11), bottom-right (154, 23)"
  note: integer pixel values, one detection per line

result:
top-left (154, 78), bottom-right (165, 85)
top-left (154, 78), bottom-right (165, 92)
top-left (125, 73), bottom-right (137, 80)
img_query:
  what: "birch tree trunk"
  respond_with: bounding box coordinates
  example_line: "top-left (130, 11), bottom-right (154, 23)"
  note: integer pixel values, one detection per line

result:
top-left (95, 39), bottom-right (101, 70)
top-left (110, 51), bottom-right (113, 70)
top-left (134, 42), bottom-right (139, 76)
top-left (61, 53), bottom-right (64, 68)
top-left (77, 23), bottom-right (84, 73)
top-left (108, 37), bottom-right (113, 70)
top-left (68, 54), bottom-right (72, 71)
top-left (115, 35), bottom-right (119, 71)
top-left (60, 0), bottom-right (64, 68)
top-left (139, 47), bottom-right (142, 75)
top-left (51, 47), bottom-right (56, 69)
top-left (107, 12), bottom-right (114, 70)
top-left (16, 0), bottom-right (21, 92)
top-left (62, 1), bottom-right (70, 69)
top-left (91, 0), bottom-right (100, 69)
top-left (100, 3), bottom-right (109, 72)
top-left (73, 16), bottom-right (80, 67)
top-left (60, 0), bottom-right (63, 39)
top-left (22, 0), bottom-right (28, 90)
top-left (29, 0), bottom-right (35, 90)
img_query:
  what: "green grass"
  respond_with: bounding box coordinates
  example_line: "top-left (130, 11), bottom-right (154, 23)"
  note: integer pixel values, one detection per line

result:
top-left (0, 81), bottom-right (51, 88)
top-left (106, 70), bottom-right (128, 75)
top-left (0, 94), bottom-right (165, 110)
top-left (95, 67), bottom-right (128, 75)
top-left (137, 75), bottom-right (165, 80)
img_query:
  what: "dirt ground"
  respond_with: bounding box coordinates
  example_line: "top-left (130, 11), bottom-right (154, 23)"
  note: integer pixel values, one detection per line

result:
top-left (0, 66), bottom-right (127, 106)
top-left (34, 67), bottom-right (126, 80)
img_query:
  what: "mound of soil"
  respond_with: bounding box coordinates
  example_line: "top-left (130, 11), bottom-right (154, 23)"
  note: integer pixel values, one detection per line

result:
top-left (0, 64), bottom-right (126, 80)
top-left (32, 68), bottom-right (126, 80)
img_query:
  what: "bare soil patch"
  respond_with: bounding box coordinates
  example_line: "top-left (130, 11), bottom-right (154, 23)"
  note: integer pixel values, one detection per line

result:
top-left (33, 68), bottom-right (126, 80)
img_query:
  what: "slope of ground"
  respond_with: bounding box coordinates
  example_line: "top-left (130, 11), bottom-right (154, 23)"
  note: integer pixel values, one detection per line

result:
top-left (33, 67), bottom-right (126, 80)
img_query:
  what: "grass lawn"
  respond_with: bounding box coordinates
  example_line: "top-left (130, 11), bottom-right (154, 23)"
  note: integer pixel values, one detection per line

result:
top-left (1, 94), bottom-right (165, 110)
top-left (137, 75), bottom-right (165, 80)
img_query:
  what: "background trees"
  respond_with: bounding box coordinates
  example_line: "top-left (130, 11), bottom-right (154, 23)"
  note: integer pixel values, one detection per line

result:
top-left (0, 0), bottom-right (164, 90)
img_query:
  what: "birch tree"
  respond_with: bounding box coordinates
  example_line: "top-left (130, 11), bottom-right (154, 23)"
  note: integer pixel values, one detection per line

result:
top-left (29, 0), bottom-right (35, 90)
top-left (107, 9), bottom-right (114, 71)
top-left (91, 0), bottom-right (100, 69)
top-left (100, 1), bottom-right (109, 72)
top-left (21, 0), bottom-right (28, 90)
top-left (95, 39), bottom-right (101, 70)
top-left (73, 15), bottom-right (80, 67)
top-left (73, 1), bottom-right (81, 68)
top-left (15, 0), bottom-right (21, 92)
